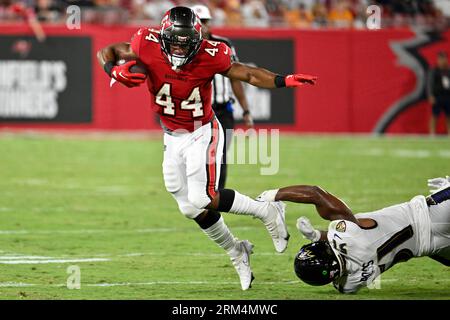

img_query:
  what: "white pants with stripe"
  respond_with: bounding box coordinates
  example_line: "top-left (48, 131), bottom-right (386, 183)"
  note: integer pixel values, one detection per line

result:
top-left (162, 118), bottom-right (224, 219)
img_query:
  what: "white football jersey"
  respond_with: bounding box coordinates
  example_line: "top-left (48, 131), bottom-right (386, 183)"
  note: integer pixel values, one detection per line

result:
top-left (328, 195), bottom-right (432, 293)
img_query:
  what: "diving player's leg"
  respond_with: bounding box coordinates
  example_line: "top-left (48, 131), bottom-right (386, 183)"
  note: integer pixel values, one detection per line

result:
top-left (185, 118), bottom-right (289, 253)
top-left (211, 190), bottom-right (289, 253)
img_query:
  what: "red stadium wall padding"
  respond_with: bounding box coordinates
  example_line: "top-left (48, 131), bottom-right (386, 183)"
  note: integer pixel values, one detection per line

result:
top-left (0, 25), bottom-right (448, 134)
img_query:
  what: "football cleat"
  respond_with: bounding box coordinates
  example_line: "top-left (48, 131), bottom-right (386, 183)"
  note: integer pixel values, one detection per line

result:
top-left (230, 240), bottom-right (254, 291)
top-left (261, 201), bottom-right (290, 253)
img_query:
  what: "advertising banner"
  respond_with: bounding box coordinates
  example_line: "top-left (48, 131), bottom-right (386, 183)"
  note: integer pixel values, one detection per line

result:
top-left (0, 35), bottom-right (92, 123)
top-left (231, 39), bottom-right (294, 124)
top-left (0, 25), bottom-right (448, 134)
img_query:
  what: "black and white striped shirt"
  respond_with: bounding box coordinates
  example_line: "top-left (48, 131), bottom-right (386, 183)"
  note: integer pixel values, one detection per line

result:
top-left (210, 35), bottom-right (238, 106)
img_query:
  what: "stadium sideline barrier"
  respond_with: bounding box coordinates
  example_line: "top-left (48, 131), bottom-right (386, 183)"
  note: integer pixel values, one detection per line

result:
top-left (0, 25), bottom-right (449, 134)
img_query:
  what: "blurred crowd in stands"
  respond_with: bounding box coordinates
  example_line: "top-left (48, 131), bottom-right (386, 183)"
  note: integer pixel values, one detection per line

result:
top-left (0, 0), bottom-right (449, 29)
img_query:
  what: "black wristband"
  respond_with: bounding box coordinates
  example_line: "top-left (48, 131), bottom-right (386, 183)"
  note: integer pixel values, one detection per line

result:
top-left (242, 110), bottom-right (250, 116)
top-left (274, 75), bottom-right (286, 88)
top-left (103, 61), bottom-right (115, 76)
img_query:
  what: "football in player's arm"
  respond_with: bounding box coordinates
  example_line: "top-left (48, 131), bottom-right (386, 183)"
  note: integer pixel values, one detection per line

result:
top-left (257, 176), bottom-right (450, 293)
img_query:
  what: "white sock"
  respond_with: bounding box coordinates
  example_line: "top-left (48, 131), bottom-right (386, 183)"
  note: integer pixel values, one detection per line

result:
top-left (229, 191), bottom-right (268, 220)
top-left (202, 217), bottom-right (240, 257)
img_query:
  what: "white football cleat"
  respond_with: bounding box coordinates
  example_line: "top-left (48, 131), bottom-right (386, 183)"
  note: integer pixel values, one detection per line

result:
top-left (230, 240), bottom-right (254, 291)
top-left (261, 201), bottom-right (290, 253)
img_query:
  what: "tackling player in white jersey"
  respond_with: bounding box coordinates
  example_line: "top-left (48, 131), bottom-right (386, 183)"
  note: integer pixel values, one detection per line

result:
top-left (256, 176), bottom-right (450, 293)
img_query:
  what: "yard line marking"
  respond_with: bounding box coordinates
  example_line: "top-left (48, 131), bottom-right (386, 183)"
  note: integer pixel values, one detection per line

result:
top-left (0, 226), bottom-right (261, 236)
top-left (360, 148), bottom-right (384, 156)
top-left (393, 149), bottom-right (431, 158)
top-left (438, 150), bottom-right (450, 158)
top-left (355, 148), bottom-right (450, 159)
top-left (0, 250), bottom-right (284, 264)
top-left (0, 280), bottom-right (301, 288)
top-left (0, 228), bottom-right (179, 235)
top-left (113, 251), bottom-right (283, 258)
top-left (13, 178), bottom-right (48, 186)
top-left (2, 278), bottom-right (448, 288)
top-left (84, 280), bottom-right (301, 287)
top-left (0, 255), bottom-right (54, 260)
top-left (0, 282), bottom-right (36, 287)
top-left (0, 258), bottom-right (110, 264)
top-left (0, 230), bottom-right (29, 235)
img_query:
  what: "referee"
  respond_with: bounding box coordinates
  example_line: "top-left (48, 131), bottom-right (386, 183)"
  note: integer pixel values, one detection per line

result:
top-left (427, 51), bottom-right (450, 136)
top-left (192, 4), bottom-right (254, 189)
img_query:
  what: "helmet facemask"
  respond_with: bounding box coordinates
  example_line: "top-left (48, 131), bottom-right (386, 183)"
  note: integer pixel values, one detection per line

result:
top-left (160, 7), bottom-right (203, 69)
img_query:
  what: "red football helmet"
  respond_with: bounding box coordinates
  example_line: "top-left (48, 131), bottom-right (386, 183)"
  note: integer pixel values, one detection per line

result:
top-left (160, 6), bottom-right (203, 69)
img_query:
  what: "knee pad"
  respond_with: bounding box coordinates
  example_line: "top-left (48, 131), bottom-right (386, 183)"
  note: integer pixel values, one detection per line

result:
top-left (187, 190), bottom-right (211, 210)
top-left (178, 202), bottom-right (204, 219)
top-left (162, 160), bottom-right (183, 193)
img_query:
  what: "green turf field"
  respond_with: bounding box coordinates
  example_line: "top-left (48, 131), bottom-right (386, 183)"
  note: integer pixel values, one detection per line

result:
top-left (0, 133), bottom-right (449, 300)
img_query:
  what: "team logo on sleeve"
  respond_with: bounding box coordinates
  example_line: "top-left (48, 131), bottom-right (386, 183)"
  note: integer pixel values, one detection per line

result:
top-left (336, 221), bottom-right (346, 233)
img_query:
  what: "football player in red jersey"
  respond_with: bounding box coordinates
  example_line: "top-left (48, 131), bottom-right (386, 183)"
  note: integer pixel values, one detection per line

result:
top-left (97, 6), bottom-right (317, 290)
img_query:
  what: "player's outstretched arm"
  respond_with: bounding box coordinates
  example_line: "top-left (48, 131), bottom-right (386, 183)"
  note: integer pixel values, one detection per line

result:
top-left (260, 185), bottom-right (356, 223)
top-left (97, 42), bottom-right (145, 88)
top-left (224, 62), bottom-right (317, 89)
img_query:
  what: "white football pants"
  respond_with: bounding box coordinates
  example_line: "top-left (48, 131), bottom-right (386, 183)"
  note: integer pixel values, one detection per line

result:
top-left (162, 117), bottom-right (224, 219)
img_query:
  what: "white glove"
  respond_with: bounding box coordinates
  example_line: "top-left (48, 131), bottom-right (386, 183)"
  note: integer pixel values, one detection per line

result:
top-left (427, 176), bottom-right (450, 193)
top-left (296, 217), bottom-right (321, 242)
top-left (255, 189), bottom-right (279, 202)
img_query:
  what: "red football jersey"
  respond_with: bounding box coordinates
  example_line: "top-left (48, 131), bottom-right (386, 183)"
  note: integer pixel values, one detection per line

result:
top-left (131, 28), bottom-right (233, 132)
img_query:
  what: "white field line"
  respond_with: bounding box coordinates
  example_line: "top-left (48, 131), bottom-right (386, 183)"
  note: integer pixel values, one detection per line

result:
top-left (3, 278), bottom-right (449, 289)
top-left (439, 150), bottom-right (450, 158)
top-left (12, 179), bottom-right (48, 186)
top-left (83, 278), bottom-right (450, 287)
top-left (0, 226), bottom-right (258, 236)
top-left (0, 280), bottom-right (301, 288)
top-left (0, 253), bottom-right (112, 264)
top-left (0, 250), bottom-right (282, 264)
top-left (0, 248), bottom-right (285, 264)
top-left (114, 251), bottom-right (283, 257)
top-left (0, 255), bottom-right (54, 260)
top-left (355, 148), bottom-right (450, 159)
top-left (0, 282), bottom-right (36, 287)
top-left (85, 280), bottom-right (300, 287)
top-left (394, 150), bottom-right (431, 158)
top-left (0, 258), bottom-right (110, 264)
top-left (0, 228), bottom-right (178, 235)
